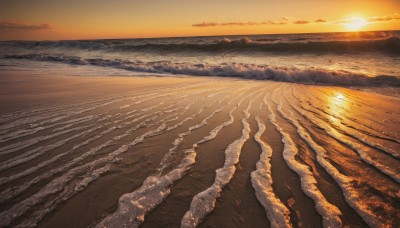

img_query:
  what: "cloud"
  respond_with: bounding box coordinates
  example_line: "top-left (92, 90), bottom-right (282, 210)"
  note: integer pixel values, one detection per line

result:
top-left (332, 18), bottom-right (358, 24)
top-left (333, 18), bottom-right (364, 24)
top-left (293, 20), bottom-right (310, 24)
top-left (0, 21), bottom-right (52, 30)
top-left (192, 20), bottom-right (287, 27)
top-left (192, 22), bottom-right (219, 27)
top-left (261, 21), bottom-right (287, 25)
top-left (315, 19), bottom-right (326, 23)
top-left (367, 14), bottom-right (400, 22)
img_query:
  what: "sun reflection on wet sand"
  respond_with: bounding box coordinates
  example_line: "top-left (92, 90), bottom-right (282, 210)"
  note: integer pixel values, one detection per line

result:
top-left (327, 92), bottom-right (348, 125)
top-left (336, 93), bottom-right (345, 100)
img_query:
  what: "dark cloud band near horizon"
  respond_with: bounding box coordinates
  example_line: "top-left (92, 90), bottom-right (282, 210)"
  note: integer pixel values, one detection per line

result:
top-left (293, 20), bottom-right (310, 24)
top-left (192, 21), bottom-right (287, 27)
top-left (367, 15), bottom-right (400, 22)
top-left (193, 18), bottom-right (326, 27)
top-left (0, 21), bottom-right (52, 30)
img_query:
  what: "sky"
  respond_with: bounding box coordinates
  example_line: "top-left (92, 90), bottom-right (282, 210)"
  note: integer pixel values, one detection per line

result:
top-left (0, 0), bottom-right (399, 40)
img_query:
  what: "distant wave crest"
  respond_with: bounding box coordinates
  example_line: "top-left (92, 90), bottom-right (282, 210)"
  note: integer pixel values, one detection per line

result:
top-left (2, 36), bottom-right (400, 54)
top-left (4, 53), bottom-right (400, 86)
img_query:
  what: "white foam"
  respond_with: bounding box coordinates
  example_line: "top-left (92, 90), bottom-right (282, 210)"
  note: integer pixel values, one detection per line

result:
top-left (0, 125), bottom-right (91, 172)
top-left (181, 101), bottom-right (252, 227)
top-left (0, 125), bottom-right (102, 186)
top-left (0, 103), bottom-right (186, 227)
top-left (96, 151), bottom-right (196, 228)
top-left (250, 115), bottom-right (292, 228)
top-left (283, 92), bottom-right (390, 227)
top-left (96, 88), bottom-right (257, 227)
top-left (291, 97), bottom-right (400, 183)
top-left (158, 100), bottom-right (223, 174)
top-left (299, 88), bottom-right (400, 158)
top-left (268, 93), bottom-right (342, 227)
top-left (0, 99), bottom-right (188, 205)
top-left (6, 53), bottom-right (400, 86)
top-left (0, 81), bottom-right (210, 139)
top-left (97, 97), bottom-right (233, 227)
top-left (15, 163), bottom-right (113, 228)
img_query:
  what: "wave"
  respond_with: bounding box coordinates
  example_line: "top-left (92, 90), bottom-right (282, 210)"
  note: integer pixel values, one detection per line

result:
top-left (4, 54), bottom-right (400, 87)
top-left (189, 36), bottom-right (400, 54)
top-left (1, 36), bottom-right (400, 54)
top-left (5, 53), bottom-right (400, 86)
top-left (10, 55), bottom-right (400, 87)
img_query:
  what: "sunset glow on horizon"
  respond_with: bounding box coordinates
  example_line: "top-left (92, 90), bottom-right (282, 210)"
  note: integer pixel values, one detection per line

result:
top-left (344, 18), bottom-right (369, 31)
top-left (0, 0), bottom-right (399, 40)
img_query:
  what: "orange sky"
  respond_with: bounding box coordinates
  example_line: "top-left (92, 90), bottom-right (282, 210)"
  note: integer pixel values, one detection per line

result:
top-left (0, 0), bottom-right (399, 40)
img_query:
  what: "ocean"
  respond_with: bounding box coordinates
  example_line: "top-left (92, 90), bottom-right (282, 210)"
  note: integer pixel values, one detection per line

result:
top-left (1, 30), bottom-right (400, 86)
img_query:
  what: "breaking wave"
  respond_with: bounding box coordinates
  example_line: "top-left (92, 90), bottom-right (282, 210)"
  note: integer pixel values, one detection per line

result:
top-left (4, 53), bottom-right (400, 86)
top-left (214, 36), bottom-right (400, 54)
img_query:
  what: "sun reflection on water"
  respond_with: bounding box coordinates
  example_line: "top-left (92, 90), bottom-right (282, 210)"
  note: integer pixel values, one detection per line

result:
top-left (328, 92), bottom-right (348, 125)
top-left (336, 93), bottom-right (345, 100)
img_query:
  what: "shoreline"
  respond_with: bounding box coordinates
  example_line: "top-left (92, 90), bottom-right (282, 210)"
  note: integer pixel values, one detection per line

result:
top-left (1, 69), bottom-right (398, 113)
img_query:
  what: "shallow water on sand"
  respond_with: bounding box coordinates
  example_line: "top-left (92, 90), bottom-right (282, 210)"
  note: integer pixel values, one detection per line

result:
top-left (0, 68), bottom-right (399, 227)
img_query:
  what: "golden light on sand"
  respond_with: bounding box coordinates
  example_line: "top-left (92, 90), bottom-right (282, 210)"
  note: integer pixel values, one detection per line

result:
top-left (328, 92), bottom-right (348, 125)
top-left (336, 93), bottom-right (345, 100)
top-left (344, 17), bottom-right (368, 31)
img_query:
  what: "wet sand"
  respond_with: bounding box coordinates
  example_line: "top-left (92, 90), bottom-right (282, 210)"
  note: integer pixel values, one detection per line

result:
top-left (0, 71), bottom-right (399, 227)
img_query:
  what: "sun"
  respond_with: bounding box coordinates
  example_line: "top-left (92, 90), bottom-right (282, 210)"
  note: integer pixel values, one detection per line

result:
top-left (344, 17), bottom-right (368, 31)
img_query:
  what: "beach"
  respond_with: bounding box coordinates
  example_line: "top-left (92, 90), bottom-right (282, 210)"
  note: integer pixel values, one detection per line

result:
top-left (2, 0), bottom-right (400, 226)
top-left (0, 68), bottom-right (399, 227)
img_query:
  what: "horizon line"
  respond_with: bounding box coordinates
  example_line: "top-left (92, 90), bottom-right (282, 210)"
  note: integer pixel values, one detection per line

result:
top-left (1, 28), bottom-right (399, 42)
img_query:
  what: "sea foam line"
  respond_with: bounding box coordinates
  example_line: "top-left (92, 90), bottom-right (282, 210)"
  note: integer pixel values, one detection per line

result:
top-left (302, 98), bottom-right (400, 159)
top-left (181, 100), bottom-right (252, 227)
top-left (0, 80), bottom-right (210, 124)
top-left (96, 86), bottom-right (255, 228)
top-left (268, 91), bottom-right (342, 228)
top-left (0, 99), bottom-right (173, 186)
top-left (0, 125), bottom-right (102, 186)
top-left (298, 88), bottom-right (400, 158)
top-left (0, 98), bottom-right (194, 226)
top-left (157, 100), bottom-right (229, 174)
top-left (0, 125), bottom-right (93, 172)
top-left (0, 114), bottom-right (100, 156)
top-left (0, 80), bottom-right (213, 137)
top-left (15, 94), bottom-right (226, 227)
top-left (291, 86), bottom-right (383, 134)
top-left (282, 90), bottom-right (394, 227)
top-left (0, 84), bottom-right (238, 226)
top-left (0, 86), bottom-right (229, 226)
top-left (305, 87), bottom-right (390, 133)
top-left (250, 114), bottom-right (292, 228)
top-left (0, 83), bottom-right (215, 156)
top-left (96, 99), bottom-right (231, 228)
top-left (289, 95), bottom-right (400, 183)
top-left (0, 96), bottom-right (192, 203)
